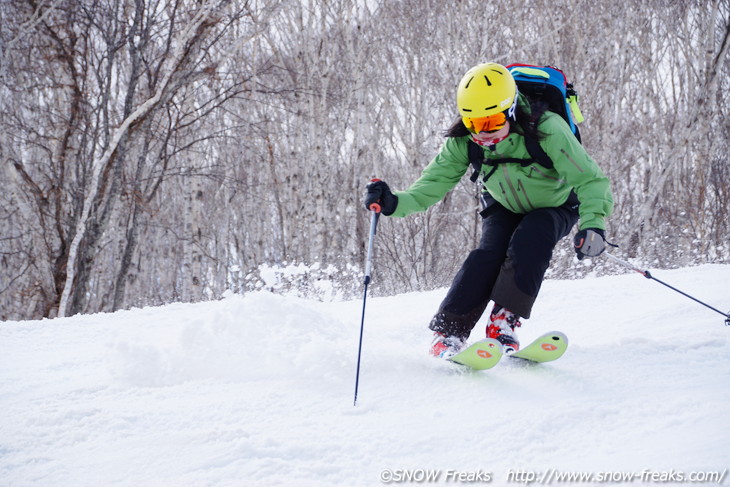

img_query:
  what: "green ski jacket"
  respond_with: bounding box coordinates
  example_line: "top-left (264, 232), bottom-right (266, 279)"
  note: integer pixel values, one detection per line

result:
top-left (391, 112), bottom-right (614, 231)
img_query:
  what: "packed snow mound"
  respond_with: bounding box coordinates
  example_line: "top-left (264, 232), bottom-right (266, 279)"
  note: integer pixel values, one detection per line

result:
top-left (1, 264), bottom-right (729, 486)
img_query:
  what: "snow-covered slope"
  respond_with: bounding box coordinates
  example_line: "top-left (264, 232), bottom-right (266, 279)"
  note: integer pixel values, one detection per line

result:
top-left (2, 264), bottom-right (729, 487)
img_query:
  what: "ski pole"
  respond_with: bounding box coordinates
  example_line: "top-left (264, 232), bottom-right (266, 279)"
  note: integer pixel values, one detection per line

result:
top-left (604, 253), bottom-right (730, 326)
top-left (354, 202), bottom-right (381, 406)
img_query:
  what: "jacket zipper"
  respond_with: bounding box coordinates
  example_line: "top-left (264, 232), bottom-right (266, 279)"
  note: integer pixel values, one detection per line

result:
top-left (501, 166), bottom-right (529, 213)
top-left (561, 149), bottom-right (585, 173)
top-left (497, 182), bottom-right (517, 213)
top-left (517, 179), bottom-right (536, 211)
top-left (530, 164), bottom-right (566, 183)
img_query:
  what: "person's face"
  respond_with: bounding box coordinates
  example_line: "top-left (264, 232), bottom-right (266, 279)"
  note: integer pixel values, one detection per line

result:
top-left (463, 111), bottom-right (509, 144)
top-left (470, 121), bottom-right (510, 145)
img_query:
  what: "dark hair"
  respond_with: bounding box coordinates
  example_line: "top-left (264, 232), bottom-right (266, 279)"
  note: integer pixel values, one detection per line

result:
top-left (442, 98), bottom-right (549, 140)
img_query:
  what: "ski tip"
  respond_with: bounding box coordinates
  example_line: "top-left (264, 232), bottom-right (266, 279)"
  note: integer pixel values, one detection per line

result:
top-left (468, 338), bottom-right (505, 357)
top-left (449, 338), bottom-right (504, 370)
top-left (509, 331), bottom-right (568, 363)
top-left (543, 331), bottom-right (569, 346)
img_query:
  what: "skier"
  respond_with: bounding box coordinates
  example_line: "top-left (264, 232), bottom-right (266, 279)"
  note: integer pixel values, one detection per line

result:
top-left (363, 62), bottom-right (614, 357)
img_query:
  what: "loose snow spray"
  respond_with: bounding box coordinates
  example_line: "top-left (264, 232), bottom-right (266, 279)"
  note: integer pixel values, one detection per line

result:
top-left (604, 253), bottom-right (730, 326)
top-left (353, 203), bottom-right (381, 406)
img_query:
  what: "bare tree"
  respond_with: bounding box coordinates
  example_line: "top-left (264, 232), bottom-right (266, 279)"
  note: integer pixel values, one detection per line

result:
top-left (1, 0), bottom-right (728, 321)
top-left (1, 0), bottom-right (264, 317)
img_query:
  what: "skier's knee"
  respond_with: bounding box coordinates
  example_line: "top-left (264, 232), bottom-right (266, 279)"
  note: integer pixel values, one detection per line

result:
top-left (461, 248), bottom-right (494, 270)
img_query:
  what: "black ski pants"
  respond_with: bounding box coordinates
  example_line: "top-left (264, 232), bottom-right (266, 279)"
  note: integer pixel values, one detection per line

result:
top-left (429, 199), bottom-right (579, 340)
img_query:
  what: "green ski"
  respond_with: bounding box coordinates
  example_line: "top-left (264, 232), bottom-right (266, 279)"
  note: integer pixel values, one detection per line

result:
top-left (449, 338), bottom-right (503, 370)
top-left (509, 331), bottom-right (568, 363)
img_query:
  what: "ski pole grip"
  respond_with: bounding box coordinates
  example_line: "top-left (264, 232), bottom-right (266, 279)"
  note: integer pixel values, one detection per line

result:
top-left (368, 178), bottom-right (383, 213)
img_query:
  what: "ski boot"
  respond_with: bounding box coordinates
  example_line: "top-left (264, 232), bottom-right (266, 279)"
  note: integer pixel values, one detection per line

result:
top-left (486, 304), bottom-right (521, 353)
top-left (429, 332), bottom-right (466, 359)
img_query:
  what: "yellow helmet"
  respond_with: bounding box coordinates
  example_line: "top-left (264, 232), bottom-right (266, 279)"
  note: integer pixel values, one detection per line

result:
top-left (456, 63), bottom-right (517, 119)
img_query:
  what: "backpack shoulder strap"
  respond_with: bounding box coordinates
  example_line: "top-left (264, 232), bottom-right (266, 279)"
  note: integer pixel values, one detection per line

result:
top-left (467, 135), bottom-right (554, 183)
top-left (467, 139), bottom-right (484, 182)
top-left (523, 135), bottom-right (553, 170)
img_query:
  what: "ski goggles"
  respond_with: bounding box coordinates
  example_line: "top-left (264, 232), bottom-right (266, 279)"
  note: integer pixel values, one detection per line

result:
top-left (462, 112), bottom-right (507, 134)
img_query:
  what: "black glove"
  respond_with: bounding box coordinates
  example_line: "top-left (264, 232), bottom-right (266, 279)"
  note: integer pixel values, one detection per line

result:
top-left (363, 179), bottom-right (398, 216)
top-left (574, 228), bottom-right (606, 260)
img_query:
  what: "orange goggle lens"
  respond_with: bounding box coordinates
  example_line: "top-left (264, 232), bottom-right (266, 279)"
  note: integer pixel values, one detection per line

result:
top-left (463, 112), bottom-right (507, 134)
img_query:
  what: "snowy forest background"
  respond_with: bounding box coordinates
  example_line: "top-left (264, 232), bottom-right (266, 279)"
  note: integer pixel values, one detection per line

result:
top-left (1, 0), bottom-right (728, 320)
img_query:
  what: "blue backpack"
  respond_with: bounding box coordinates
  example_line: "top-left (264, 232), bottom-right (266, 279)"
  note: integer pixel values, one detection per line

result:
top-left (507, 63), bottom-right (583, 141)
top-left (468, 64), bottom-right (584, 182)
